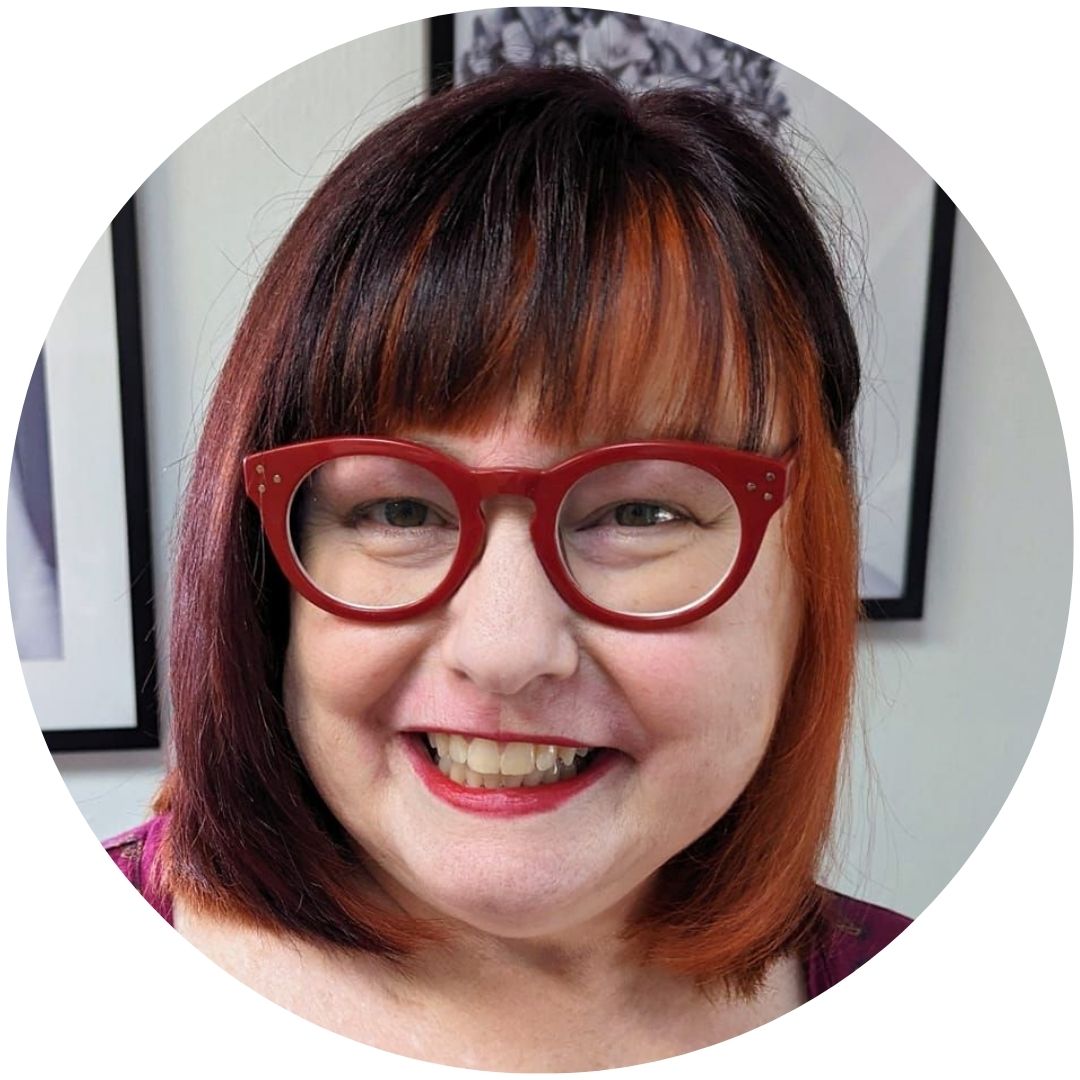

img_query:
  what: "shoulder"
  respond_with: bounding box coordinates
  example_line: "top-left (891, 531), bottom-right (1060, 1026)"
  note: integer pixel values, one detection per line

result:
top-left (805, 890), bottom-right (912, 998)
top-left (102, 814), bottom-right (174, 926)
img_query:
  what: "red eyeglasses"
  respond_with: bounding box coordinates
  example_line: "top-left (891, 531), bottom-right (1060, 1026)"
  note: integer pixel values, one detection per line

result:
top-left (242, 437), bottom-right (795, 630)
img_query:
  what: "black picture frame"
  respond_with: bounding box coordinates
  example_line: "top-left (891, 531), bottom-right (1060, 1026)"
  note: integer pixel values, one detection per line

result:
top-left (428, 10), bottom-right (953, 621)
top-left (866, 188), bottom-right (954, 620)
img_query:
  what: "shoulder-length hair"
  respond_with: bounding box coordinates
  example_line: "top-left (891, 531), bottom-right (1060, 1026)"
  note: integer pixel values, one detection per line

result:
top-left (154, 64), bottom-right (860, 996)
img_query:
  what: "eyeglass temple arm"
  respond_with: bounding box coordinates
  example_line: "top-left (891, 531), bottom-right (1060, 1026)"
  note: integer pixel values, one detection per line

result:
top-left (779, 441), bottom-right (799, 501)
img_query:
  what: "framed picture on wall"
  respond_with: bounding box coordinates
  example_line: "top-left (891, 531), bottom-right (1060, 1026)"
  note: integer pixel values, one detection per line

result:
top-left (429, 9), bottom-right (955, 620)
top-left (8, 198), bottom-right (159, 751)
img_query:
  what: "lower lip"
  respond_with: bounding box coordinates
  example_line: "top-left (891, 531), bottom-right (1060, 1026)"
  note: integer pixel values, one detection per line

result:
top-left (401, 735), bottom-right (620, 817)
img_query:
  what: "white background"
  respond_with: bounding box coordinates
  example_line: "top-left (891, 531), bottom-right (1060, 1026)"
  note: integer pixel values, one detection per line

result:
top-left (1, 2), bottom-right (1075, 1077)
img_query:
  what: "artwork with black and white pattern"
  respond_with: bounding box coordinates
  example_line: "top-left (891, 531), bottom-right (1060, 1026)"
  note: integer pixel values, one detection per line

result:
top-left (457, 8), bottom-right (790, 136)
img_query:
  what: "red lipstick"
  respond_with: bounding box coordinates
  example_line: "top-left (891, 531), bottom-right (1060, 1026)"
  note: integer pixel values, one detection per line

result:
top-left (402, 728), bottom-right (592, 747)
top-left (401, 734), bottom-right (619, 817)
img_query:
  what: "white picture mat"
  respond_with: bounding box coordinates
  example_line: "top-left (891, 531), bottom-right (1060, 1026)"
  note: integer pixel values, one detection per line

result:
top-left (453, 9), bottom-right (938, 599)
top-left (20, 227), bottom-right (138, 731)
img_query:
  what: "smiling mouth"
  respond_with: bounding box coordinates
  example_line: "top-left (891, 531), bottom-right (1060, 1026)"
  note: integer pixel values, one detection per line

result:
top-left (417, 732), bottom-right (605, 790)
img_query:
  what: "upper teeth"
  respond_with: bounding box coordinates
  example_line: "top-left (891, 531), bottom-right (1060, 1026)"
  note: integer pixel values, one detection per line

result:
top-left (426, 733), bottom-right (590, 778)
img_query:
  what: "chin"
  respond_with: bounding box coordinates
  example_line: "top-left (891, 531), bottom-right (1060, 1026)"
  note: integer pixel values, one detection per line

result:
top-left (404, 852), bottom-right (624, 939)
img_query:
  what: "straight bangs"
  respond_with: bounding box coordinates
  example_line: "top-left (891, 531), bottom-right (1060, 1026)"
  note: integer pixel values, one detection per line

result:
top-left (264, 79), bottom-right (802, 455)
top-left (357, 179), bottom-right (770, 450)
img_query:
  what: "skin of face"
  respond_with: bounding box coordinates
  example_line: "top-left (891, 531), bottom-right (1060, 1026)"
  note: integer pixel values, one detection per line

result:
top-left (282, 416), bottom-right (803, 950)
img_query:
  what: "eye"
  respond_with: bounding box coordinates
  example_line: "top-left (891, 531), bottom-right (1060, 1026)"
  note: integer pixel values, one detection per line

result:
top-left (612, 502), bottom-right (681, 527)
top-left (354, 499), bottom-right (450, 528)
top-left (576, 502), bottom-right (688, 530)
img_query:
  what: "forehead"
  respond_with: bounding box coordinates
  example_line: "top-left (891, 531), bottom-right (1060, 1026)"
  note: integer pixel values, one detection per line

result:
top-left (393, 375), bottom-right (790, 468)
top-left (396, 395), bottom-right (789, 471)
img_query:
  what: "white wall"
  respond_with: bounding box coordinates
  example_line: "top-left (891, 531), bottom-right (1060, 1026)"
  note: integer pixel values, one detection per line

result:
top-left (825, 215), bottom-right (1070, 915)
top-left (48, 23), bottom-right (1069, 920)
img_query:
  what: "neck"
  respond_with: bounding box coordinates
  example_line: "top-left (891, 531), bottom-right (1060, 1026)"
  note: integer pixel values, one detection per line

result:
top-left (173, 884), bottom-right (807, 1070)
top-left (418, 913), bottom-right (652, 1009)
top-left (359, 902), bottom-right (804, 1071)
top-left (365, 864), bottom-right (660, 1008)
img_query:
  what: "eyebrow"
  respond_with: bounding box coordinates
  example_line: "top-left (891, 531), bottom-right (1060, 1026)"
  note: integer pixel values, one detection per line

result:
top-left (395, 429), bottom-right (761, 471)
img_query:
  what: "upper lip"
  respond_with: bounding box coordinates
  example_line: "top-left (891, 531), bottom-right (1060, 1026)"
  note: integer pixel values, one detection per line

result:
top-left (402, 727), bottom-right (603, 749)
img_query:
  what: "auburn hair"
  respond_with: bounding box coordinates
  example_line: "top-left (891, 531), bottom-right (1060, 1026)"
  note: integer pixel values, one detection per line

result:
top-left (154, 64), bottom-right (861, 996)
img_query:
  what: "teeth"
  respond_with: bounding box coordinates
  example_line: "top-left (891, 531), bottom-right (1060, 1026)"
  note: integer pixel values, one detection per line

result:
top-left (534, 746), bottom-right (557, 772)
top-left (449, 735), bottom-right (469, 765)
top-left (500, 742), bottom-right (535, 776)
top-left (466, 738), bottom-right (501, 774)
top-left (423, 732), bottom-right (599, 790)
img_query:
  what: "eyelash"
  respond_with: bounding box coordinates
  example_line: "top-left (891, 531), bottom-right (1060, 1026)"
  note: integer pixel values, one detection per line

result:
top-left (350, 499), bottom-right (455, 529)
top-left (574, 501), bottom-right (692, 530)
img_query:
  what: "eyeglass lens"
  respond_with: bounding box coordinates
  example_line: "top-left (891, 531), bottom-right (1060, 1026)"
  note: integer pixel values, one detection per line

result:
top-left (288, 455), bottom-right (742, 616)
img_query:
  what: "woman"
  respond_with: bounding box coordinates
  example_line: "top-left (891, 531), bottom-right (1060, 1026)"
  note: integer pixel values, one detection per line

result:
top-left (106, 65), bottom-right (909, 1070)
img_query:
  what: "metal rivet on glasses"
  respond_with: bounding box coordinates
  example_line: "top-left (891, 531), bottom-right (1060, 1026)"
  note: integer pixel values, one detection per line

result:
top-left (272, 474), bottom-right (282, 484)
top-left (763, 492), bottom-right (774, 501)
top-left (746, 481), bottom-right (757, 492)
top-left (255, 464), bottom-right (265, 474)
top-left (258, 483), bottom-right (266, 494)
top-left (765, 471), bottom-right (776, 482)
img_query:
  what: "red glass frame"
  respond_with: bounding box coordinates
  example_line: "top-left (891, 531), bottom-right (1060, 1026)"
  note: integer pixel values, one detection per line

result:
top-left (242, 437), bottom-right (796, 630)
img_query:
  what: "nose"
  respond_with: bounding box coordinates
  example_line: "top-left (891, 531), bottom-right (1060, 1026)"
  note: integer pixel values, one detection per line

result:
top-left (440, 505), bottom-right (579, 696)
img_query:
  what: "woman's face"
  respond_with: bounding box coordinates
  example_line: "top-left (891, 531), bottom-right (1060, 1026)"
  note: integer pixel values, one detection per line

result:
top-left (282, 414), bottom-right (803, 941)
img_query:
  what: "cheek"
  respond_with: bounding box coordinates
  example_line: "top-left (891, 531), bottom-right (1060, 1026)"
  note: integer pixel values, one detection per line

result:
top-left (597, 629), bottom-right (782, 758)
top-left (282, 599), bottom-right (429, 754)
top-left (590, 535), bottom-right (801, 792)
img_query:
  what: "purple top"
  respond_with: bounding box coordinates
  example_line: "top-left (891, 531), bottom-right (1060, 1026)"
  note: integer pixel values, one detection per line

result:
top-left (104, 815), bottom-right (911, 997)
